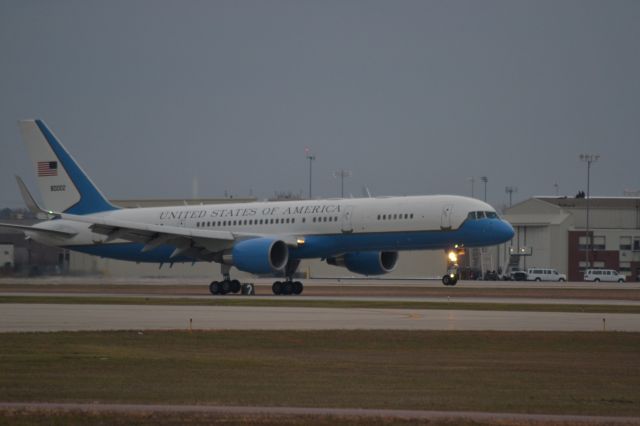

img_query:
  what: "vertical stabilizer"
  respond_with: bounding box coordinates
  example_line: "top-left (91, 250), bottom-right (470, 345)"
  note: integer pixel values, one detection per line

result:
top-left (19, 119), bottom-right (117, 214)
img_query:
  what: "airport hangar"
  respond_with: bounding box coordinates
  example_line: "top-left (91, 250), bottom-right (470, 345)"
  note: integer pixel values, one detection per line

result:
top-left (2, 195), bottom-right (640, 282)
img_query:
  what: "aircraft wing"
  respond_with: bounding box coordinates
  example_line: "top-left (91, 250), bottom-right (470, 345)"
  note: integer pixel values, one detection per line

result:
top-left (59, 212), bottom-right (240, 259)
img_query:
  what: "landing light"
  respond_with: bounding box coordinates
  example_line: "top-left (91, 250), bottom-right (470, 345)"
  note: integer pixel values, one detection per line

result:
top-left (448, 251), bottom-right (458, 263)
top-left (297, 238), bottom-right (306, 245)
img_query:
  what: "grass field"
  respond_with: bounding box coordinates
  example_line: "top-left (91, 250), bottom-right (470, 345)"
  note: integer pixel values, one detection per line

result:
top-left (2, 294), bottom-right (640, 314)
top-left (0, 411), bottom-right (519, 426)
top-left (0, 330), bottom-right (639, 420)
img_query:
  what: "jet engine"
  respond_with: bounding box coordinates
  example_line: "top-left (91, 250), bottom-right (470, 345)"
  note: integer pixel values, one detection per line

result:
top-left (326, 251), bottom-right (398, 276)
top-left (226, 238), bottom-right (289, 274)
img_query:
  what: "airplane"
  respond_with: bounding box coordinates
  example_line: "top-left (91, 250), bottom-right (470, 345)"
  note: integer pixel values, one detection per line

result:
top-left (0, 119), bottom-right (515, 294)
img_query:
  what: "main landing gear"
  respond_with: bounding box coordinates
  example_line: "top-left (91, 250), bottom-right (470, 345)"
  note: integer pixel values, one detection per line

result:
top-left (209, 278), bottom-right (241, 295)
top-left (208, 263), bottom-right (305, 296)
top-left (209, 264), bottom-right (253, 296)
top-left (272, 279), bottom-right (304, 296)
top-left (271, 259), bottom-right (304, 296)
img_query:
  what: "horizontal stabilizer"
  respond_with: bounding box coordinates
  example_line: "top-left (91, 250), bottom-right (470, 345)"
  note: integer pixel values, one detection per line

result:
top-left (0, 223), bottom-right (76, 238)
top-left (15, 175), bottom-right (51, 219)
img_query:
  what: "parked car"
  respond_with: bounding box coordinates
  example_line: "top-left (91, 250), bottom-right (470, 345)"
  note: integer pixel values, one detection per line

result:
top-left (526, 268), bottom-right (566, 282)
top-left (583, 269), bottom-right (625, 283)
top-left (509, 270), bottom-right (527, 281)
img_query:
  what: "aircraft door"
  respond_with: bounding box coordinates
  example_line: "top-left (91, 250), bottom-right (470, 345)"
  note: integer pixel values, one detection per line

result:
top-left (441, 204), bottom-right (453, 230)
top-left (341, 206), bottom-right (354, 233)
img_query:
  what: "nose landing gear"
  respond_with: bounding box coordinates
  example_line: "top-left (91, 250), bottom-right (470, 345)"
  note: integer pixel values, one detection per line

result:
top-left (442, 270), bottom-right (459, 286)
top-left (442, 247), bottom-right (462, 286)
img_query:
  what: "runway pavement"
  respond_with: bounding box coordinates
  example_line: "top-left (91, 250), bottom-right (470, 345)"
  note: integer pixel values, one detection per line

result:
top-left (2, 303), bottom-right (639, 332)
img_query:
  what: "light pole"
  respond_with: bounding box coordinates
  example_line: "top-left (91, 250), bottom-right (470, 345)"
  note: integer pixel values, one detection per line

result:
top-left (480, 176), bottom-right (488, 202)
top-left (467, 177), bottom-right (475, 198)
top-left (579, 154), bottom-right (599, 275)
top-left (333, 169), bottom-right (352, 198)
top-left (305, 148), bottom-right (315, 199)
top-left (505, 186), bottom-right (518, 207)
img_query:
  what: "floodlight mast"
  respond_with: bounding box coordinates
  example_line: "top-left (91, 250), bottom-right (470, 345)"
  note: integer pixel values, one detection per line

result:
top-left (333, 169), bottom-right (352, 198)
top-left (480, 176), bottom-right (488, 202)
top-left (505, 186), bottom-right (518, 207)
top-left (579, 153), bottom-right (599, 276)
top-left (305, 148), bottom-right (316, 199)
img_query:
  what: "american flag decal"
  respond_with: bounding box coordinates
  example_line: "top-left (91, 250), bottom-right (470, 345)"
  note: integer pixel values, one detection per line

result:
top-left (37, 161), bottom-right (58, 177)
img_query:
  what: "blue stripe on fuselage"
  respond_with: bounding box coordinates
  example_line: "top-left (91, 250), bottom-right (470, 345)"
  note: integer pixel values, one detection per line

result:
top-left (63, 218), bottom-right (513, 263)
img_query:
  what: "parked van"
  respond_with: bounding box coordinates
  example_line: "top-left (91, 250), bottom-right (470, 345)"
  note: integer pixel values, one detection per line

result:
top-left (583, 269), bottom-right (625, 283)
top-left (526, 268), bottom-right (566, 282)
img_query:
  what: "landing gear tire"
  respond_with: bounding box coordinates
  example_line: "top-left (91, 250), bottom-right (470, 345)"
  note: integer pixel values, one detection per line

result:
top-left (281, 281), bottom-right (293, 295)
top-left (209, 281), bottom-right (220, 295)
top-left (293, 281), bottom-right (304, 295)
top-left (442, 275), bottom-right (458, 286)
top-left (272, 281), bottom-right (282, 295)
top-left (230, 279), bottom-right (241, 294)
top-left (220, 280), bottom-right (230, 295)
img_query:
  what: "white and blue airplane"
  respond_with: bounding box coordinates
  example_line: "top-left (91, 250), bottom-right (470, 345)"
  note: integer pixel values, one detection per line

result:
top-left (1, 120), bottom-right (514, 294)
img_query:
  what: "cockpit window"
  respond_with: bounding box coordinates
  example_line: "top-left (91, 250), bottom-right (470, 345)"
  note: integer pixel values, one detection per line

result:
top-left (467, 210), bottom-right (500, 221)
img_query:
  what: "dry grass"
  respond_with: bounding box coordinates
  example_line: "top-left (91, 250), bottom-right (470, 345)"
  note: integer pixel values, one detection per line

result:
top-left (0, 330), bottom-right (638, 418)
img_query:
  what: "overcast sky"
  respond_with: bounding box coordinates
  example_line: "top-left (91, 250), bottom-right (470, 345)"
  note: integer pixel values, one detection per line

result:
top-left (1, 0), bottom-right (638, 209)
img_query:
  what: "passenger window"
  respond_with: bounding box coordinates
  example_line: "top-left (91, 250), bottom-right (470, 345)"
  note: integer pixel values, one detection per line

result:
top-left (313, 218), bottom-right (316, 223)
top-left (410, 214), bottom-right (414, 219)
top-left (302, 218), bottom-right (305, 223)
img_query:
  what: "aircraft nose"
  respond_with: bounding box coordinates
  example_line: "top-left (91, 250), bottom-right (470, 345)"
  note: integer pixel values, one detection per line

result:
top-left (499, 220), bottom-right (515, 242)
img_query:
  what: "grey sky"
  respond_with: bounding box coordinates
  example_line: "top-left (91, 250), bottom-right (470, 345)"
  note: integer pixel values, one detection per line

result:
top-left (1, 0), bottom-right (638, 209)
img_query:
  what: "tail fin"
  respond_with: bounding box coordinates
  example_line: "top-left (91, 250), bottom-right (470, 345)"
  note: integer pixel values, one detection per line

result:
top-left (18, 119), bottom-right (118, 215)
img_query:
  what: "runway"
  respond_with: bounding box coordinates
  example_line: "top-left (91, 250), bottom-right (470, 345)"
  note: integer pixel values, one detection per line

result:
top-left (2, 303), bottom-right (639, 332)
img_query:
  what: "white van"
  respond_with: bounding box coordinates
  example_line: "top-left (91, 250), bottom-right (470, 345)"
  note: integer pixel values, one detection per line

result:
top-left (526, 268), bottom-right (566, 282)
top-left (583, 269), bottom-right (625, 283)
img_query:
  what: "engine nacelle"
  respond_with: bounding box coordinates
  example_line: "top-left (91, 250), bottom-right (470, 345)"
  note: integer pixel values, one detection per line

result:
top-left (327, 251), bottom-right (398, 276)
top-left (229, 238), bottom-right (289, 274)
